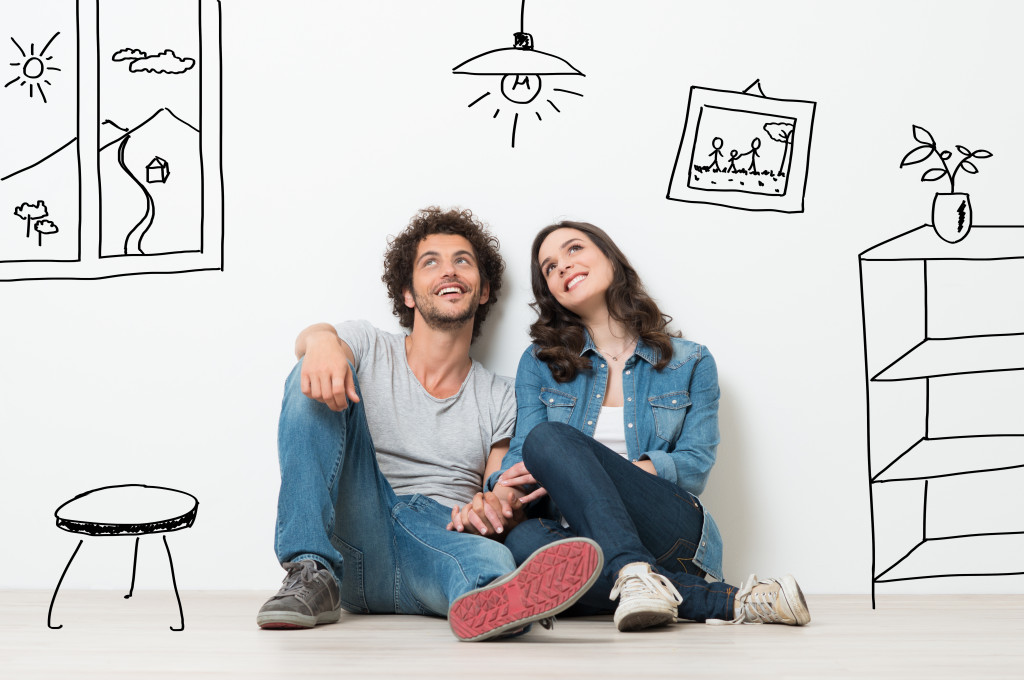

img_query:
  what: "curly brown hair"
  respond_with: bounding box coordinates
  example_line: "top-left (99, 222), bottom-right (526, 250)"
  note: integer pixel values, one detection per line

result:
top-left (529, 221), bottom-right (679, 382)
top-left (382, 207), bottom-right (505, 341)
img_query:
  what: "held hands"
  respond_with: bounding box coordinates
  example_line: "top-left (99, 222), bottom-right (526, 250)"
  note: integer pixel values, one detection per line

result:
top-left (301, 331), bottom-right (359, 412)
top-left (496, 462), bottom-right (549, 503)
top-left (447, 491), bottom-right (526, 538)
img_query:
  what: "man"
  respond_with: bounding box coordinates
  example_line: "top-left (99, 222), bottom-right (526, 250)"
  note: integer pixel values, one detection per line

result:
top-left (257, 207), bottom-right (602, 641)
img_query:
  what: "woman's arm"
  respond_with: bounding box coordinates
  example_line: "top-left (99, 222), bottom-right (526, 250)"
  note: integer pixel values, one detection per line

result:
top-left (485, 347), bottom-right (550, 492)
top-left (640, 349), bottom-right (720, 496)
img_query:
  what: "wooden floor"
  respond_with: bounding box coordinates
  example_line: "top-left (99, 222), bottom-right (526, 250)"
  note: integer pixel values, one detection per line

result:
top-left (4, 590), bottom-right (1024, 679)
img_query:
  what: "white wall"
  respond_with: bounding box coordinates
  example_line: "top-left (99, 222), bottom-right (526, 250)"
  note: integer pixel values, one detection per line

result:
top-left (3, 0), bottom-right (1023, 595)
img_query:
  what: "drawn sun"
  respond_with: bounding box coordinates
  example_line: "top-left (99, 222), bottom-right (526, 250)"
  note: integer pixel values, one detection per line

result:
top-left (5, 32), bottom-right (62, 103)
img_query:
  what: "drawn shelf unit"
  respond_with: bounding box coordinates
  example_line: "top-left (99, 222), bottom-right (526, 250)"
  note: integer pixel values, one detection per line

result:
top-left (859, 225), bottom-right (1024, 607)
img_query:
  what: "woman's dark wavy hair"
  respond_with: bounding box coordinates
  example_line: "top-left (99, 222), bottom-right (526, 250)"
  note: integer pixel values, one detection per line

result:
top-left (382, 206), bottom-right (504, 342)
top-left (529, 221), bottom-right (679, 382)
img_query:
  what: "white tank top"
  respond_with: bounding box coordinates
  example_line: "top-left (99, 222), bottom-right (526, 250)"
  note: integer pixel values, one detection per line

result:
top-left (594, 406), bottom-right (628, 459)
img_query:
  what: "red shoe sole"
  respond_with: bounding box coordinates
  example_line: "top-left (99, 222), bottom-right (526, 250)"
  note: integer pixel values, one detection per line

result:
top-left (448, 538), bottom-right (603, 641)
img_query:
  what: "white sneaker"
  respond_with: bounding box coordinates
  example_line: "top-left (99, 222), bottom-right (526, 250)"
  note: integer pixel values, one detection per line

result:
top-left (608, 562), bottom-right (682, 632)
top-left (726, 573), bottom-right (810, 625)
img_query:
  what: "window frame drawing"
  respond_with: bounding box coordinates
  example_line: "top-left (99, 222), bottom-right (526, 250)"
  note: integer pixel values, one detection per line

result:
top-left (0, 0), bottom-right (222, 282)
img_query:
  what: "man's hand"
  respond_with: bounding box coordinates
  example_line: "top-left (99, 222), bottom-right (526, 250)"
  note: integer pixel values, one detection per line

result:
top-left (496, 461), bottom-right (548, 504)
top-left (447, 491), bottom-right (525, 537)
top-left (299, 328), bottom-right (359, 412)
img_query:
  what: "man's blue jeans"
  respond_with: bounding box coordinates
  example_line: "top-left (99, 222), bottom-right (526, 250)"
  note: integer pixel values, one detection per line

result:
top-left (274, 361), bottom-right (516, 616)
top-left (504, 422), bottom-right (736, 621)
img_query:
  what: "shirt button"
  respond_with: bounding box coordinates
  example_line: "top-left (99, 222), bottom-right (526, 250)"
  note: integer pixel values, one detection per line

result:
top-left (627, 423), bottom-right (634, 428)
top-left (625, 370), bottom-right (631, 375)
top-left (627, 397), bottom-right (632, 402)
top-left (672, 399), bottom-right (677, 404)
top-left (601, 364), bottom-right (606, 368)
top-left (587, 420), bottom-right (593, 425)
top-left (549, 398), bottom-right (554, 403)
top-left (596, 394), bottom-right (602, 399)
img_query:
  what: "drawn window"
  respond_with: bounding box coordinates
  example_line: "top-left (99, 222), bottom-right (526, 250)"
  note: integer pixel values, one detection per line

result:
top-left (0, 0), bottom-right (222, 282)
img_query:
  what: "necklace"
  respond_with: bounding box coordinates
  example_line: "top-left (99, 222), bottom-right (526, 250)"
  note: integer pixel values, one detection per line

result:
top-left (595, 336), bottom-right (636, 362)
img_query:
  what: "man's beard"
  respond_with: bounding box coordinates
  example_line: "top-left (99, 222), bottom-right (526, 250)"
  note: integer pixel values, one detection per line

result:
top-left (412, 288), bottom-right (478, 332)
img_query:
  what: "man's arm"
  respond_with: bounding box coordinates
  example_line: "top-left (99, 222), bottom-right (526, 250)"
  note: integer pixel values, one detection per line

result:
top-left (295, 323), bottom-right (360, 412)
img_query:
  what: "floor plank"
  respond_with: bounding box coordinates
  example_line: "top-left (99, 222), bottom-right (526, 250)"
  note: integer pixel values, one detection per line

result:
top-left (3, 590), bottom-right (1023, 679)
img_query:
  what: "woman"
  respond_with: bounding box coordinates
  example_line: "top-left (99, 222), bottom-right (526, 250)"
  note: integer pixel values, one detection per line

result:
top-left (454, 221), bottom-right (809, 631)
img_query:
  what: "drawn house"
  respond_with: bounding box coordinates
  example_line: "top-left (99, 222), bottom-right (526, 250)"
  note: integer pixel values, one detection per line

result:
top-left (146, 156), bottom-right (170, 183)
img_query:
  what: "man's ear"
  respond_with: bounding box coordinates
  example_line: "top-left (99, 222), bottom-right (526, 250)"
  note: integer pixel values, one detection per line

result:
top-left (479, 281), bottom-right (490, 305)
top-left (403, 287), bottom-right (415, 309)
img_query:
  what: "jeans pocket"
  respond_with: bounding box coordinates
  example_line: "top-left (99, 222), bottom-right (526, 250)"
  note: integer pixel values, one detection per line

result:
top-left (655, 536), bottom-right (706, 578)
top-left (331, 535), bottom-right (369, 613)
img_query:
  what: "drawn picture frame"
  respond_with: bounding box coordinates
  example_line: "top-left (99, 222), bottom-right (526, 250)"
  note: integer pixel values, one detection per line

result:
top-left (667, 85), bottom-right (815, 213)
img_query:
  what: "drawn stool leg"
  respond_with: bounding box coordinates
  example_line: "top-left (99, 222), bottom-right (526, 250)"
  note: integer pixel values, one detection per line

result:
top-left (163, 535), bottom-right (185, 631)
top-left (48, 539), bottom-right (84, 629)
top-left (125, 536), bottom-right (140, 599)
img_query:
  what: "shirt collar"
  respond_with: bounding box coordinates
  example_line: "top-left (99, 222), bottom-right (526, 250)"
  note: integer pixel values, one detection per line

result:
top-left (581, 330), bottom-right (659, 365)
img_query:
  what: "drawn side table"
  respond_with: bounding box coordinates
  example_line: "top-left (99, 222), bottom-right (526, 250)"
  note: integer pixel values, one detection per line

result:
top-left (48, 484), bottom-right (199, 631)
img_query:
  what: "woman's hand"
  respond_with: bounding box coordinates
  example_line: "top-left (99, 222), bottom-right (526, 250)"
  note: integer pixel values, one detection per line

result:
top-left (633, 459), bottom-right (657, 476)
top-left (497, 462), bottom-right (549, 503)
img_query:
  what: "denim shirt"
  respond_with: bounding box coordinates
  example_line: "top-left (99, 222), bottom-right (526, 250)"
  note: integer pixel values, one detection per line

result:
top-left (488, 334), bottom-right (724, 581)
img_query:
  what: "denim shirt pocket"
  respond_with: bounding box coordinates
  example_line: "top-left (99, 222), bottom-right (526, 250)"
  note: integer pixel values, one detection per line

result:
top-left (648, 390), bottom-right (691, 444)
top-left (539, 388), bottom-right (577, 425)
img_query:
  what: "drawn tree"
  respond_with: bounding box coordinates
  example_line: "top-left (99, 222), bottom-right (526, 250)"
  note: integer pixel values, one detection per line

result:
top-left (14, 201), bottom-right (49, 238)
top-left (763, 122), bottom-right (795, 176)
top-left (34, 219), bottom-right (59, 247)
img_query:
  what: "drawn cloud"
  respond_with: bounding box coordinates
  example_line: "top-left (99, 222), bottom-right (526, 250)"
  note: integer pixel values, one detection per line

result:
top-left (112, 48), bottom-right (149, 61)
top-left (111, 48), bottom-right (196, 74)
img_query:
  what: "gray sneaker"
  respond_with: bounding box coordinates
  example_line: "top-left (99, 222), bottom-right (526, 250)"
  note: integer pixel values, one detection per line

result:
top-left (257, 560), bottom-right (341, 629)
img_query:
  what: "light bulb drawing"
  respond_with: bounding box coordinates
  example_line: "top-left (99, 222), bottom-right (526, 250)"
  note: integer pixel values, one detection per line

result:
top-left (453, 1), bottom-right (584, 148)
top-left (5, 32), bottom-right (62, 103)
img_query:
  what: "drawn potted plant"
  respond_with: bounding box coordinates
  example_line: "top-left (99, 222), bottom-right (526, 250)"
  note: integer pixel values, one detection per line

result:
top-left (34, 219), bottom-right (58, 247)
top-left (900, 125), bottom-right (992, 243)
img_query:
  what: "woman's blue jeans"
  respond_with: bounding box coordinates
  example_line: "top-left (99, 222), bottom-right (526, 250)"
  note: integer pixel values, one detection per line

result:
top-left (274, 361), bottom-right (516, 616)
top-left (505, 422), bottom-right (735, 621)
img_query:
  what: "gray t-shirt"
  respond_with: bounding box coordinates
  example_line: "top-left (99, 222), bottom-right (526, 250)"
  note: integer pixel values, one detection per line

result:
top-left (337, 320), bottom-right (516, 507)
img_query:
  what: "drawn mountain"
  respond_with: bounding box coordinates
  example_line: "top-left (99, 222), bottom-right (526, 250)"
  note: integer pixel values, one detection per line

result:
top-left (98, 108), bottom-right (202, 257)
top-left (0, 138), bottom-right (80, 263)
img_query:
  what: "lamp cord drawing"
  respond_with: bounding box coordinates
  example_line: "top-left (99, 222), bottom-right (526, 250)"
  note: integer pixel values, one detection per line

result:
top-left (453, 0), bottom-right (584, 148)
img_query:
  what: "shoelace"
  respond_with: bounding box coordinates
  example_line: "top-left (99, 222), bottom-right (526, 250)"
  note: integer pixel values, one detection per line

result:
top-left (707, 573), bottom-right (779, 625)
top-left (277, 562), bottom-right (320, 599)
top-left (609, 569), bottom-right (684, 606)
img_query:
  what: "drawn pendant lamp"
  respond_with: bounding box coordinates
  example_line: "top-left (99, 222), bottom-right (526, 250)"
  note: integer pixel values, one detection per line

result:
top-left (453, 0), bottom-right (584, 148)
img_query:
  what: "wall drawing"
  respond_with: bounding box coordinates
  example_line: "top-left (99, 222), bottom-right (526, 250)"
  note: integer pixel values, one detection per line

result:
top-left (453, 0), bottom-right (584, 149)
top-left (49, 484), bottom-right (199, 631)
top-left (0, 0), bottom-right (222, 282)
top-left (1, 3), bottom-right (80, 266)
top-left (860, 224), bottom-right (1024, 607)
top-left (667, 80), bottom-right (815, 213)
